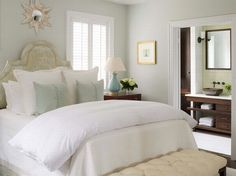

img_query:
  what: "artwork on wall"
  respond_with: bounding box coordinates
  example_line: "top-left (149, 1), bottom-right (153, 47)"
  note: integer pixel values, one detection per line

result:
top-left (22, 0), bottom-right (51, 33)
top-left (137, 40), bottom-right (156, 64)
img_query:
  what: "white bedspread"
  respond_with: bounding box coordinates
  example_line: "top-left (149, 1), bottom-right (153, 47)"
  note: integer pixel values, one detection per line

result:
top-left (0, 110), bottom-right (33, 162)
top-left (9, 100), bottom-right (197, 172)
top-left (0, 109), bottom-right (69, 176)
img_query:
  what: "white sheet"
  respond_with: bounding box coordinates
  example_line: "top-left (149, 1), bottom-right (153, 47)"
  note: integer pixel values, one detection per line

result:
top-left (10, 100), bottom-right (197, 172)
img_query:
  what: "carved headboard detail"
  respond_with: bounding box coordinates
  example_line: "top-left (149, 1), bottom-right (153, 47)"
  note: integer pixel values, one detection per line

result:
top-left (0, 40), bottom-right (70, 108)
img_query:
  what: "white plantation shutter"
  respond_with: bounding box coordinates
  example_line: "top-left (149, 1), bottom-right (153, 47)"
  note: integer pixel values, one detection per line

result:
top-left (67, 11), bottom-right (114, 87)
top-left (92, 24), bottom-right (107, 84)
top-left (73, 22), bottom-right (89, 70)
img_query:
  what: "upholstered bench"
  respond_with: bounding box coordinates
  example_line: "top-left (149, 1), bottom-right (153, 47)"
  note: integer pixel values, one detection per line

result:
top-left (106, 149), bottom-right (227, 176)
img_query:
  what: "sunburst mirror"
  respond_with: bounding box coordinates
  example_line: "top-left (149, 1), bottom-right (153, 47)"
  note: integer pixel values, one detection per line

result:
top-left (22, 0), bottom-right (51, 33)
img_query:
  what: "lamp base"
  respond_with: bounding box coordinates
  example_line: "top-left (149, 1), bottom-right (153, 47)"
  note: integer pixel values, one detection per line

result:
top-left (108, 92), bottom-right (119, 96)
top-left (108, 72), bottom-right (120, 93)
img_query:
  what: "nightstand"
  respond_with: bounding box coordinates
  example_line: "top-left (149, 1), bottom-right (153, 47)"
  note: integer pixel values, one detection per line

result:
top-left (104, 93), bottom-right (142, 101)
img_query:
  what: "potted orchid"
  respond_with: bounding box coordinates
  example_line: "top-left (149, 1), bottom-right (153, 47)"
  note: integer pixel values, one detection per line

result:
top-left (120, 78), bottom-right (138, 94)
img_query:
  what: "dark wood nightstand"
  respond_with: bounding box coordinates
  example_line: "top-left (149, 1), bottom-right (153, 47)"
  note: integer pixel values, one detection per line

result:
top-left (104, 93), bottom-right (142, 101)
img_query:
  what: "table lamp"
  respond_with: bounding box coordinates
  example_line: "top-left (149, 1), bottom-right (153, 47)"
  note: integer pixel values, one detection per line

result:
top-left (105, 57), bottom-right (126, 94)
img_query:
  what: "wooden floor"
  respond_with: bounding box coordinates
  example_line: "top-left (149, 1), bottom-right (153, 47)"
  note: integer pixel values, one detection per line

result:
top-left (224, 155), bottom-right (236, 169)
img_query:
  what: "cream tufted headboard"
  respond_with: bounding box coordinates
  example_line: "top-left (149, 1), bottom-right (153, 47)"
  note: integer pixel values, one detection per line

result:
top-left (0, 40), bottom-right (70, 108)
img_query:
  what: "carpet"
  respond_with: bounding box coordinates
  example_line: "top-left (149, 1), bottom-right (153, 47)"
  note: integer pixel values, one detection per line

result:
top-left (0, 165), bottom-right (17, 176)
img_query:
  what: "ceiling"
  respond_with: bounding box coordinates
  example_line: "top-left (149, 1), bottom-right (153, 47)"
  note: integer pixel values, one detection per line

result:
top-left (105, 0), bottom-right (147, 5)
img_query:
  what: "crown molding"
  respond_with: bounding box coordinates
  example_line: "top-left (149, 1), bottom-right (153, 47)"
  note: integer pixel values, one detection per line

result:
top-left (105, 0), bottom-right (147, 5)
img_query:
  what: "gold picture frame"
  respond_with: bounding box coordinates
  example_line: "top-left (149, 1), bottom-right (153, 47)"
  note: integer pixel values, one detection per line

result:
top-left (137, 40), bottom-right (156, 64)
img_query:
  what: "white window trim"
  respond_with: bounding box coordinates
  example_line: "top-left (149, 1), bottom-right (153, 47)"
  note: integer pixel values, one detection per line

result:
top-left (66, 11), bottom-right (114, 68)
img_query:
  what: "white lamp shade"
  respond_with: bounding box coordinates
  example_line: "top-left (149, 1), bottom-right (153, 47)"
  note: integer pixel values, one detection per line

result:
top-left (105, 57), bottom-right (126, 72)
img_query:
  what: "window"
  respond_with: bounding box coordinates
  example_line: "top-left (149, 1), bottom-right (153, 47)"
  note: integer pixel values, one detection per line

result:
top-left (67, 11), bottom-right (114, 87)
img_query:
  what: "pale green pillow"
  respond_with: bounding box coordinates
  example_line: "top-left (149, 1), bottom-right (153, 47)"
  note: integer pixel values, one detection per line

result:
top-left (34, 82), bottom-right (67, 115)
top-left (76, 80), bottom-right (104, 103)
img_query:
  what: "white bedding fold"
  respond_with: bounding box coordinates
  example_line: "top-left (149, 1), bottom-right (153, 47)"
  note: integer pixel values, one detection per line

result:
top-left (9, 100), bottom-right (196, 171)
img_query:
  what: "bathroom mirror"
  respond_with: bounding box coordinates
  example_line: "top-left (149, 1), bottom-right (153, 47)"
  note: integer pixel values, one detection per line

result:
top-left (206, 29), bottom-right (231, 70)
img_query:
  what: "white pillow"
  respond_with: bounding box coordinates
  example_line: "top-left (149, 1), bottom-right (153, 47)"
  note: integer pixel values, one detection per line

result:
top-left (2, 82), bottom-right (12, 110)
top-left (2, 81), bottom-right (25, 114)
top-left (62, 67), bottom-right (99, 104)
top-left (13, 69), bottom-right (64, 115)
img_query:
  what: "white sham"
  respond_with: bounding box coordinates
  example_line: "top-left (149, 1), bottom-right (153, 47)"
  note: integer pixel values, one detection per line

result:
top-left (13, 69), bottom-right (64, 115)
top-left (3, 81), bottom-right (25, 114)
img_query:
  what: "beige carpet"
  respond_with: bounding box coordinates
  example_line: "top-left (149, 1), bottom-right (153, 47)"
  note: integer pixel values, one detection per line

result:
top-left (0, 165), bottom-right (17, 176)
top-left (0, 164), bottom-right (235, 176)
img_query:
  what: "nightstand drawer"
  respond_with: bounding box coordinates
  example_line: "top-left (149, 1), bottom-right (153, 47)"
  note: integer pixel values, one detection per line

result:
top-left (104, 94), bottom-right (141, 101)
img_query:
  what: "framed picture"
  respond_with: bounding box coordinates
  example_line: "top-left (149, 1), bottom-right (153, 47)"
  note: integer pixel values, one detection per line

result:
top-left (137, 40), bottom-right (156, 64)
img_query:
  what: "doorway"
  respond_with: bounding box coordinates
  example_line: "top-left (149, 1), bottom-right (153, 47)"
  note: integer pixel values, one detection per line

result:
top-left (180, 26), bottom-right (232, 155)
top-left (168, 14), bottom-right (236, 160)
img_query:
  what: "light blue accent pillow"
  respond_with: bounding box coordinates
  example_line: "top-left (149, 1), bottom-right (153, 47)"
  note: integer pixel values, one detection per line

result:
top-left (76, 80), bottom-right (104, 103)
top-left (33, 82), bottom-right (67, 115)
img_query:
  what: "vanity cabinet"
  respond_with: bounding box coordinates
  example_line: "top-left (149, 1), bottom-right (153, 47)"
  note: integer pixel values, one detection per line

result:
top-left (186, 95), bottom-right (231, 135)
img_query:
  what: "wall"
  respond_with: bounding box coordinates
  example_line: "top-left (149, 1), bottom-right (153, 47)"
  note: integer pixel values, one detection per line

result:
top-left (127, 0), bottom-right (236, 102)
top-left (0, 0), bottom-right (128, 74)
top-left (202, 25), bottom-right (232, 94)
top-left (190, 27), bottom-right (203, 94)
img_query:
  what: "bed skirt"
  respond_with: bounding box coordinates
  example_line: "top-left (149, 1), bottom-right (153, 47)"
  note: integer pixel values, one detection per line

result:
top-left (1, 120), bottom-right (197, 176)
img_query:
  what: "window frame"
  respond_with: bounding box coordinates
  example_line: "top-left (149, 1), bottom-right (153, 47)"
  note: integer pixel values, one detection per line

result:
top-left (66, 11), bottom-right (114, 85)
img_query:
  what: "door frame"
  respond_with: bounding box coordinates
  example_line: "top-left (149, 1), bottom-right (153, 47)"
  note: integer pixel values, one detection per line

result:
top-left (168, 14), bottom-right (236, 159)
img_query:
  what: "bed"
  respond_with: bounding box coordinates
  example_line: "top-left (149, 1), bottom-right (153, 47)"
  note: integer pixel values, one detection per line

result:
top-left (0, 41), bottom-right (197, 176)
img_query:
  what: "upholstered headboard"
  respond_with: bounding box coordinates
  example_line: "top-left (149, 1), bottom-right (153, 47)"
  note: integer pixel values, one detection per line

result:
top-left (0, 40), bottom-right (70, 108)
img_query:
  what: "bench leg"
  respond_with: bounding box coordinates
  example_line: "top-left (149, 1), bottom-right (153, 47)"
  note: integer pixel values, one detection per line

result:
top-left (219, 167), bottom-right (226, 176)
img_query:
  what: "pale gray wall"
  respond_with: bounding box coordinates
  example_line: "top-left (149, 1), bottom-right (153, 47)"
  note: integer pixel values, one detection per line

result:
top-left (127, 0), bottom-right (236, 103)
top-left (0, 0), bottom-right (128, 72)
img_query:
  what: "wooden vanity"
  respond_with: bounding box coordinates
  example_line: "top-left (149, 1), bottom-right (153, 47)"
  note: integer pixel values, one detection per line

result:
top-left (186, 94), bottom-right (231, 135)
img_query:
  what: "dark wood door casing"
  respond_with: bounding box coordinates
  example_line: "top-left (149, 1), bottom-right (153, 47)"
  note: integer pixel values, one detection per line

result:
top-left (181, 27), bottom-right (191, 92)
top-left (180, 28), bottom-right (191, 114)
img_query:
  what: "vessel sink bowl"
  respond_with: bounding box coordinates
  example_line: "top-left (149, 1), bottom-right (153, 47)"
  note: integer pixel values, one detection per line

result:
top-left (202, 88), bottom-right (223, 96)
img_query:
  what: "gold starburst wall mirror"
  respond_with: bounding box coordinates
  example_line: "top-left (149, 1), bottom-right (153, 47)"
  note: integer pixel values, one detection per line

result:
top-left (22, 0), bottom-right (51, 33)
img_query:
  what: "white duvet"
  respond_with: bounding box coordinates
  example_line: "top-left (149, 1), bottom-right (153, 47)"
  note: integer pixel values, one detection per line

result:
top-left (9, 100), bottom-right (196, 172)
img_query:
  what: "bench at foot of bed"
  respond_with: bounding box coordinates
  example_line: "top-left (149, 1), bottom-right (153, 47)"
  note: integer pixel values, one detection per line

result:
top-left (106, 149), bottom-right (227, 176)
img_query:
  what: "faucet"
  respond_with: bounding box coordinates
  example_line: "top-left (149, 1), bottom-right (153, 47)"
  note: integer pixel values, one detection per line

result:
top-left (212, 81), bottom-right (220, 88)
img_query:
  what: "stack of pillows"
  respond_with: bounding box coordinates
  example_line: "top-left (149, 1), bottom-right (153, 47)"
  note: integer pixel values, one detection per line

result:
top-left (2, 67), bottom-right (104, 116)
